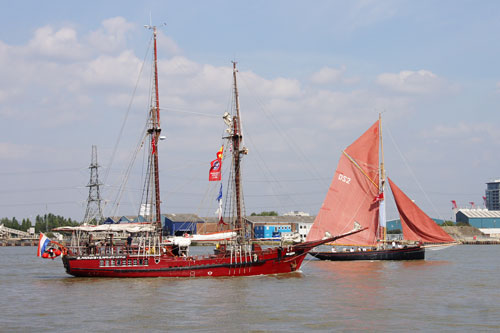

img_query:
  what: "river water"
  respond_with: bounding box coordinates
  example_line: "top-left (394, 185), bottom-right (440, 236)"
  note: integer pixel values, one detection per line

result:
top-left (1, 245), bottom-right (498, 332)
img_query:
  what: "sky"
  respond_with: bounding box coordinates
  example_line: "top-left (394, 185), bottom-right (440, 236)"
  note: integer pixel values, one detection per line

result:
top-left (1, 0), bottom-right (499, 223)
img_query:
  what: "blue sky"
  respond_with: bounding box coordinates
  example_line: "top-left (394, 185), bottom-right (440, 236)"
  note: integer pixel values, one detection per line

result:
top-left (1, 1), bottom-right (499, 222)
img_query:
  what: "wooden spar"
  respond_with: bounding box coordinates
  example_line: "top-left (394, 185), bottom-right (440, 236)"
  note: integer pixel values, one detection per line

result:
top-left (231, 61), bottom-right (245, 241)
top-left (151, 26), bottom-right (162, 227)
top-left (342, 150), bottom-right (379, 190)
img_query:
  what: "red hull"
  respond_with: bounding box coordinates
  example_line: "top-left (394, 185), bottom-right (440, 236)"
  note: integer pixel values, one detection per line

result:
top-left (62, 246), bottom-right (307, 278)
top-left (58, 228), bottom-right (365, 278)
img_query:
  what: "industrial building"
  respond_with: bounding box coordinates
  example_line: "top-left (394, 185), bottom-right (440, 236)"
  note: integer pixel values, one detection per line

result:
top-left (455, 209), bottom-right (500, 237)
top-left (245, 215), bottom-right (314, 241)
top-left (89, 214), bottom-right (315, 240)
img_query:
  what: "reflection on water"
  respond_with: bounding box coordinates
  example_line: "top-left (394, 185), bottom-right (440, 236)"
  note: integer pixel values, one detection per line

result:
top-left (1, 245), bottom-right (499, 332)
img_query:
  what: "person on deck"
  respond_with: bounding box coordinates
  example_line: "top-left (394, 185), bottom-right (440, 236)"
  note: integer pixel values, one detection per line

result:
top-left (126, 234), bottom-right (133, 253)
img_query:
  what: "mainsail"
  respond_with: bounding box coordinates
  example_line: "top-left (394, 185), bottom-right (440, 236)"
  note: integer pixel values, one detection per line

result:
top-left (307, 120), bottom-right (380, 245)
top-left (388, 178), bottom-right (455, 244)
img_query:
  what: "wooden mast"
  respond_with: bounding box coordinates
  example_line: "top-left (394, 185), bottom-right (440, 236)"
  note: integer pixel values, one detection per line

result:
top-left (379, 113), bottom-right (386, 241)
top-left (149, 26), bottom-right (162, 228)
top-left (231, 61), bottom-right (245, 241)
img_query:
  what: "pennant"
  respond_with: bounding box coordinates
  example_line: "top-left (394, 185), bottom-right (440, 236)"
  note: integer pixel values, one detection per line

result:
top-left (37, 233), bottom-right (51, 257)
top-left (209, 158), bottom-right (222, 181)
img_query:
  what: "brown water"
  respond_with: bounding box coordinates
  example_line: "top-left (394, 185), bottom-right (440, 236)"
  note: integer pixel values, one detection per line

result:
top-left (1, 245), bottom-right (499, 332)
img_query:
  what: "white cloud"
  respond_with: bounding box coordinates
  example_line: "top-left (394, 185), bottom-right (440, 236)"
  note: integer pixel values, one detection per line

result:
top-left (310, 66), bottom-right (344, 85)
top-left (27, 26), bottom-right (87, 60)
top-left (87, 17), bottom-right (135, 54)
top-left (422, 122), bottom-right (500, 145)
top-left (80, 50), bottom-right (142, 88)
top-left (239, 71), bottom-right (302, 99)
top-left (376, 69), bottom-right (455, 94)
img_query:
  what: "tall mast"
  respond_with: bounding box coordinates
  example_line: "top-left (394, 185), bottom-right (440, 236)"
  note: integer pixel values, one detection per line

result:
top-left (231, 61), bottom-right (246, 241)
top-left (147, 25), bottom-right (162, 227)
top-left (379, 113), bottom-right (387, 241)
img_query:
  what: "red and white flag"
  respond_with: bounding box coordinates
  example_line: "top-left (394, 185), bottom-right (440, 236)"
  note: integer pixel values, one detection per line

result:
top-left (209, 158), bottom-right (222, 181)
top-left (372, 192), bottom-right (384, 203)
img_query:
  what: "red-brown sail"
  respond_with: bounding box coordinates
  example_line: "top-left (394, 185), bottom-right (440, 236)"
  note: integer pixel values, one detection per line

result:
top-left (388, 177), bottom-right (455, 244)
top-left (307, 121), bottom-right (380, 245)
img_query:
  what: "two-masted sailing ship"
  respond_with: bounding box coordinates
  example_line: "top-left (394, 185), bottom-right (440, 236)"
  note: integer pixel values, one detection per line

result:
top-left (41, 26), bottom-right (362, 277)
top-left (308, 116), bottom-right (456, 261)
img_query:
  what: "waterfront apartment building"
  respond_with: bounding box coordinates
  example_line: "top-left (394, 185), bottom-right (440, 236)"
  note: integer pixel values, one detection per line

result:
top-left (485, 179), bottom-right (500, 210)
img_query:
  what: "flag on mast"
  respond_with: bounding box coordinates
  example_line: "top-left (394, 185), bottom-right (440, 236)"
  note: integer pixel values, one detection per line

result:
top-left (209, 146), bottom-right (223, 181)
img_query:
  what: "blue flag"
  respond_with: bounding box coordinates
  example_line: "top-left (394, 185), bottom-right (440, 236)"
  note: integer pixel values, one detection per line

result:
top-left (216, 183), bottom-right (223, 202)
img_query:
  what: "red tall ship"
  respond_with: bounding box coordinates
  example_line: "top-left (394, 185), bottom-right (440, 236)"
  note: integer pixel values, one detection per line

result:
top-left (47, 26), bottom-right (361, 277)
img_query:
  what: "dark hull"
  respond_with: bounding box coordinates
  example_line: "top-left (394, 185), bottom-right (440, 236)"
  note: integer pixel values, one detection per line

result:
top-left (310, 246), bottom-right (425, 261)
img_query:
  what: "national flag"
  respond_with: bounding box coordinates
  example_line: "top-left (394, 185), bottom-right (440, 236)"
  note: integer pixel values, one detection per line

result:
top-left (37, 233), bottom-right (51, 257)
top-left (209, 158), bottom-right (222, 181)
top-left (216, 183), bottom-right (223, 202)
top-left (215, 183), bottom-right (224, 223)
top-left (451, 200), bottom-right (458, 209)
top-left (372, 192), bottom-right (384, 203)
top-left (216, 146), bottom-right (224, 160)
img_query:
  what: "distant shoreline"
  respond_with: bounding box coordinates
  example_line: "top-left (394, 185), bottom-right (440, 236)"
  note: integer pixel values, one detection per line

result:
top-left (1, 240), bottom-right (500, 247)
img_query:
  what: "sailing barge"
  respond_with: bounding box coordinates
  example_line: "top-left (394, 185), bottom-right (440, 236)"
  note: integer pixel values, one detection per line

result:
top-left (46, 26), bottom-right (362, 277)
top-left (308, 116), bottom-right (456, 261)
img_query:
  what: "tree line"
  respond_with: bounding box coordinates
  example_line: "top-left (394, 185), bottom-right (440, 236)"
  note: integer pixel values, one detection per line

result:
top-left (0, 213), bottom-right (79, 233)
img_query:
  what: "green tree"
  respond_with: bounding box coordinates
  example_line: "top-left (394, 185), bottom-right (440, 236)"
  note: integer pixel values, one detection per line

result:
top-left (440, 220), bottom-right (455, 226)
top-left (250, 211), bottom-right (278, 216)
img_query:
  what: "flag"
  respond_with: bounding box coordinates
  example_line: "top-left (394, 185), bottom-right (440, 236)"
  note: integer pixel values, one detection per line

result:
top-left (151, 136), bottom-right (156, 155)
top-left (216, 183), bottom-right (223, 202)
top-left (451, 200), bottom-right (457, 209)
top-left (373, 192), bottom-right (384, 203)
top-left (209, 158), bottom-right (222, 181)
top-left (37, 233), bottom-right (51, 257)
top-left (215, 183), bottom-right (225, 224)
top-left (218, 216), bottom-right (227, 226)
top-left (216, 146), bottom-right (224, 160)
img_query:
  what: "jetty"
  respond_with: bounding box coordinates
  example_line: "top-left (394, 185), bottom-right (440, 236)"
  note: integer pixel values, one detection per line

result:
top-left (0, 224), bottom-right (38, 246)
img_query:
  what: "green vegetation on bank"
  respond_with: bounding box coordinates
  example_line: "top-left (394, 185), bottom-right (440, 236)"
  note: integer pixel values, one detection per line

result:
top-left (0, 214), bottom-right (79, 233)
top-left (250, 211), bottom-right (278, 216)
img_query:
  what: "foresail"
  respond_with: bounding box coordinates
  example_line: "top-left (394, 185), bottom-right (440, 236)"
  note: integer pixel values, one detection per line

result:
top-left (388, 178), bottom-right (455, 244)
top-left (307, 121), bottom-right (380, 245)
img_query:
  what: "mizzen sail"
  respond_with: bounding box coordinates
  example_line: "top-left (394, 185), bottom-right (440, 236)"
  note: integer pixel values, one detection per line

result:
top-left (307, 121), bottom-right (380, 245)
top-left (388, 177), bottom-right (455, 244)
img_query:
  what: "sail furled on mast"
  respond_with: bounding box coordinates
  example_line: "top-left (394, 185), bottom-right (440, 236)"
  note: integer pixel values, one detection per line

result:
top-left (388, 177), bottom-right (455, 244)
top-left (307, 120), bottom-right (380, 245)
